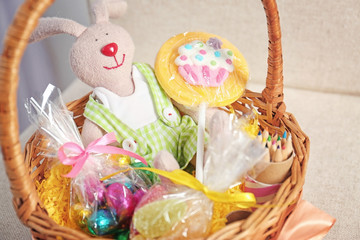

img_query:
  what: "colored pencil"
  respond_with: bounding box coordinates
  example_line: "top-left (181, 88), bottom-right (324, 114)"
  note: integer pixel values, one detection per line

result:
top-left (281, 131), bottom-right (287, 146)
top-left (263, 127), bottom-right (269, 144)
top-left (257, 129), bottom-right (293, 162)
top-left (270, 140), bottom-right (277, 160)
top-left (276, 135), bottom-right (281, 148)
top-left (263, 150), bottom-right (270, 162)
top-left (282, 135), bottom-right (293, 160)
top-left (274, 145), bottom-right (282, 162)
top-left (261, 136), bottom-right (267, 148)
top-left (266, 135), bottom-right (272, 148)
top-left (257, 130), bottom-right (262, 142)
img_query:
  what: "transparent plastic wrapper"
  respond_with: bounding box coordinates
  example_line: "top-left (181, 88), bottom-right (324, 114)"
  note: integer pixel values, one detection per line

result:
top-left (203, 113), bottom-right (269, 192)
top-left (70, 163), bottom-right (151, 236)
top-left (25, 85), bottom-right (82, 162)
top-left (129, 111), bottom-right (266, 238)
top-left (25, 84), bottom-right (152, 237)
top-left (130, 184), bottom-right (213, 240)
top-left (129, 108), bottom-right (267, 239)
top-left (203, 112), bottom-right (269, 233)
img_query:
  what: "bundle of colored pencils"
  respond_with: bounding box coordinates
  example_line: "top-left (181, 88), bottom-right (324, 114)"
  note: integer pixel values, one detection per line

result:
top-left (256, 128), bottom-right (293, 162)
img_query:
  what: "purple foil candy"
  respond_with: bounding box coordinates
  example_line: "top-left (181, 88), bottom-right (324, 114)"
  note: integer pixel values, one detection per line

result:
top-left (106, 182), bottom-right (135, 223)
top-left (84, 177), bottom-right (106, 203)
top-left (206, 37), bottom-right (223, 50)
top-left (133, 188), bottom-right (146, 205)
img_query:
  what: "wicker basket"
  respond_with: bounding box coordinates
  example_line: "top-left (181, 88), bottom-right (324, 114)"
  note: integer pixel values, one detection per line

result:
top-left (0, 0), bottom-right (310, 239)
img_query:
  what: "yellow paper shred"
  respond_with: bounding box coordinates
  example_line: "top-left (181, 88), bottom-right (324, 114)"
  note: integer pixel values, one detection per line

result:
top-left (35, 163), bottom-right (79, 230)
top-left (242, 108), bottom-right (260, 139)
top-left (243, 118), bottom-right (259, 139)
top-left (210, 184), bottom-right (250, 233)
top-left (228, 105), bottom-right (260, 139)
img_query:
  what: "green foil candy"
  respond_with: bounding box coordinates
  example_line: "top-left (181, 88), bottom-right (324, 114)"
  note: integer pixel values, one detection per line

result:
top-left (87, 208), bottom-right (118, 236)
top-left (115, 229), bottom-right (130, 240)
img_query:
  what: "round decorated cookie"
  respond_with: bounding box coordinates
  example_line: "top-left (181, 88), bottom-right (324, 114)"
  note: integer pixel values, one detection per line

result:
top-left (155, 32), bottom-right (249, 107)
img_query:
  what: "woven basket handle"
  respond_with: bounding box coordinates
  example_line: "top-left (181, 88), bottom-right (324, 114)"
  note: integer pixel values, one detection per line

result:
top-left (261, 0), bottom-right (284, 105)
top-left (0, 0), bottom-right (283, 224)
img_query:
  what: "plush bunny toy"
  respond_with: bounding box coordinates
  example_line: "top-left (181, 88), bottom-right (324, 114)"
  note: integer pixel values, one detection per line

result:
top-left (30, 0), bottom-right (223, 170)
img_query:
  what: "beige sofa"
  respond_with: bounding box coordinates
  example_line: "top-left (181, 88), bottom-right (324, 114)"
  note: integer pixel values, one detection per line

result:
top-left (1, 0), bottom-right (359, 239)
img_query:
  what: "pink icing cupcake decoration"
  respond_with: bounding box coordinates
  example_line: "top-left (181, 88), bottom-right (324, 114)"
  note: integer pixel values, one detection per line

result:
top-left (175, 38), bottom-right (234, 87)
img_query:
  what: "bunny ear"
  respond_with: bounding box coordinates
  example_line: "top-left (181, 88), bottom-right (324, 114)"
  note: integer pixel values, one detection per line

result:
top-left (29, 17), bottom-right (86, 43)
top-left (92, 0), bottom-right (127, 23)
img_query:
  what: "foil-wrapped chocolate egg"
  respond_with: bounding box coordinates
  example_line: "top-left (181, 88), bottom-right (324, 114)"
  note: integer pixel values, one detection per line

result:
top-left (87, 208), bottom-right (118, 236)
top-left (70, 203), bottom-right (92, 228)
top-left (105, 182), bottom-right (135, 224)
top-left (84, 177), bottom-right (106, 203)
top-left (133, 188), bottom-right (146, 205)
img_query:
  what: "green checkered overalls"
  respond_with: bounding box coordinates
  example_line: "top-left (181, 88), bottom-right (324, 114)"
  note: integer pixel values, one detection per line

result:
top-left (84, 63), bottom-right (197, 168)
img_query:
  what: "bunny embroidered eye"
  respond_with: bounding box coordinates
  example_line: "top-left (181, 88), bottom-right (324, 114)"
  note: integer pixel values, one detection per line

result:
top-left (106, 33), bottom-right (109, 35)
top-left (95, 39), bottom-right (98, 41)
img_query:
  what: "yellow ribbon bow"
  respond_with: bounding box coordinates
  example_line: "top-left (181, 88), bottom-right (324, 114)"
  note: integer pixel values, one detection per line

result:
top-left (101, 167), bottom-right (256, 209)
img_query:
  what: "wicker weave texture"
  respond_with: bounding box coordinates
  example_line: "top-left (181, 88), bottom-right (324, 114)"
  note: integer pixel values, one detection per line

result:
top-left (0, 0), bottom-right (309, 239)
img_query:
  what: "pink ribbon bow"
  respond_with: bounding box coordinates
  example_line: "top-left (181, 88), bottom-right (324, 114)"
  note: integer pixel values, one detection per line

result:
top-left (58, 132), bottom-right (147, 178)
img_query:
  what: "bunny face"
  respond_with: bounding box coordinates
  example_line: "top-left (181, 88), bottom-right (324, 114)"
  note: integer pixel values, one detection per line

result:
top-left (70, 22), bottom-right (135, 96)
top-left (29, 0), bottom-right (134, 96)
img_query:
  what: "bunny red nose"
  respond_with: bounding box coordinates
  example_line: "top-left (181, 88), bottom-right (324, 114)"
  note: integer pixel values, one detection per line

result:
top-left (101, 42), bottom-right (118, 57)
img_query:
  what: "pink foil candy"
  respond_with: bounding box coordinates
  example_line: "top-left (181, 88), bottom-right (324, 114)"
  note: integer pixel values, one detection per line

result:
top-left (105, 182), bottom-right (135, 223)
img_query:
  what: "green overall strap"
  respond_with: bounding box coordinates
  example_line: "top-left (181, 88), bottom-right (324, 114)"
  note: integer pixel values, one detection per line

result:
top-left (134, 63), bottom-right (181, 127)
